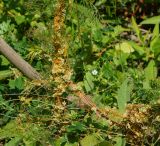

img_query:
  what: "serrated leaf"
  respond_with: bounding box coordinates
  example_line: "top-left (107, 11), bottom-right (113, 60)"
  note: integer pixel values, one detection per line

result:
top-left (144, 60), bottom-right (157, 81)
top-left (117, 79), bottom-right (132, 113)
top-left (84, 72), bottom-right (94, 92)
top-left (140, 15), bottom-right (160, 24)
top-left (143, 79), bottom-right (150, 89)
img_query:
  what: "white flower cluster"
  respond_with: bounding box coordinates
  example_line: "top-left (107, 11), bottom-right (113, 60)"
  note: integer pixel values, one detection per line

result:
top-left (91, 69), bottom-right (98, 76)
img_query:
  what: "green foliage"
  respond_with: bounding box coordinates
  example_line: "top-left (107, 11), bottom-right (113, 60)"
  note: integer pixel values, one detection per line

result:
top-left (140, 15), bottom-right (160, 24)
top-left (0, 120), bottom-right (51, 145)
top-left (0, 0), bottom-right (160, 146)
top-left (117, 78), bottom-right (132, 113)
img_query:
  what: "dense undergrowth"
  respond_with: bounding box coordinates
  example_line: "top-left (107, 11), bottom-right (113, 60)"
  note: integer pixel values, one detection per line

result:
top-left (0, 0), bottom-right (160, 146)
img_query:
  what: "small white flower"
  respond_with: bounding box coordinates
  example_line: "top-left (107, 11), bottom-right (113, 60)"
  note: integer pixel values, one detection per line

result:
top-left (91, 69), bottom-right (98, 76)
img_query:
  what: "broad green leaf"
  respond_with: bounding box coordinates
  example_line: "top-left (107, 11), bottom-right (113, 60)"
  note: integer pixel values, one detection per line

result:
top-left (5, 137), bottom-right (22, 146)
top-left (144, 60), bottom-right (157, 81)
top-left (140, 15), bottom-right (160, 24)
top-left (115, 42), bottom-right (134, 54)
top-left (15, 77), bottom-right (24, 90)
top-left (150, 37), bottom-right (160, 56)
top-left (131, 17), bottom-right (142, 42)
top-left (128, 41), bottom-right (145, 55)
top-left (84, 72), bottom-right (94, 92)
top-left (0, 70), bottom-right (13, 80)
top-left (80, 134), bottom-right (102, 146)
top-left (0, 55), bottom-right (10, 66)
top-left (114, 137), bottom-right (126, 146)
top-left (8, 79), bottom-right (16, 89)
top-left (113, 51), bottom-right (129, 66)
top-left (54, 137), bottom-right (66, 146)
top-left (117, 79), bottom-right (132, 113)
top-left (143, 79), bottom-right (150, 89)
top-left (8, 77), bottom-right (24, 90)
top-left (15, 15), bottom-right (25, 25)
top-left (152, 23), bottom-right (159, 39)
top-left (114, 25), bottom-right (129, 36)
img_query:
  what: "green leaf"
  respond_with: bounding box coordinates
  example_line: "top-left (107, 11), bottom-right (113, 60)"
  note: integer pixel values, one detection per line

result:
top-left (0, 120), bottom-right (21, 139)
top-left (131, 17), bottom-right (142, 42)
top-left (84, 72), bottom-right (94, 92)
top-left (15, 15), bottom-right (25, 25)
top-left (54, 137), bottom-right (66, 146)
top-left (66, 122), bottom-right (86, 133)
top-left (143, 79), bottom-right (150, 89)
top-left (117, 79), bottom-right (132, 113)
top-left (5, 137), bottom-right (22, 146)
top-left (65, 142), bottom-right (78, 146)
top-left (23, 140), bottom-right (37, 146)
top-left (0, 55), bottom-right (10, 66)
top-left (152, 23), bottom-right (159, 39)
top-left (140, 15), bottom-right (160, 24)
top-left (114, 137), bottom-right (126, 146)
top-left (0, 70), bottom-right (13, 80)
top-left (150, 37), bottom-right (160, 56)
top-left (96, 141), bottom-right (113, 146)
top-left (8, 79), bottom-right (16, 89)
top-left (128, 41), bottom-right (145, 55)
top-left (15, 77), bottom-right (24, 90)
top-left (80, 134), bottom-right (102, 146)
top-left (144, 60), bottom-right (157, 81)
top-left (8, 77), bottom-right (24, 90)
top-left (115, 42), bottom-right (134, 54)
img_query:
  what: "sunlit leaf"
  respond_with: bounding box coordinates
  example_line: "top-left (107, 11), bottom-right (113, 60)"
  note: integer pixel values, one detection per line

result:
top-left (117, 78), bottom-right (132, 113)
top-left (131, 17), bottom-right (142, 42)
top-left (84, 72), bottom-right (94, 92)
top-left (0, 70), bottom-right (13, 80)
top-left (114, 137), bottom-right (126, 146)
top-left (150, 37), bottom-right (160, 56)
top-left (80, 134), bottom-right (102, 146)
top-left (128, 41), bottom-right (145, 55)
top-left (140, 15), bottom-right (160, 24)
top-left (152, 23), bottom-right (159, 39)
top-left (5, 137), bottom-right (22, 146)
top-left (15, 15), bottom-right (25, 25)
top-left (144, 60), bottom-right (157, 81)
top-left (115, 42), bottom-right (134, 54)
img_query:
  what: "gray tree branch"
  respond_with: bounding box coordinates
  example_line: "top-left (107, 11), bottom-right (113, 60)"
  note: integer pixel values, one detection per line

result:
top-left (0, 37), bottom-right (42, 80)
